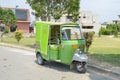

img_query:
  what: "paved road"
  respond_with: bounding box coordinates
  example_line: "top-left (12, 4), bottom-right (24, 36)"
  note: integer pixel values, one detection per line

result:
top-left (0, 46), bottom-right (119, 80)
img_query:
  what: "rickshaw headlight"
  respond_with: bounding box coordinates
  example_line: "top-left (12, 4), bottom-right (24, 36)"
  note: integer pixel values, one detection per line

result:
top-left (79, 50), bottom-right (82, 54)
top-left (75, 49), bottom-right (82, 54)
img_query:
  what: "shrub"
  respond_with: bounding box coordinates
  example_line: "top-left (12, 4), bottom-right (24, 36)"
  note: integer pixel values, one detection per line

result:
top-left (4, 26), bottom-right (9, 33)
top-left (103, 29), bottom-right (111, 35)
top-left (83, 32), bottom-right (94, 54)
top-left (114, 29), bottom-right (118, 38)
top-left (99, 27), bottom-right (111, 35)
top-left (14, 30), bottom-right (23, 43)
top-left (99, 27), bottom-right (102, 37)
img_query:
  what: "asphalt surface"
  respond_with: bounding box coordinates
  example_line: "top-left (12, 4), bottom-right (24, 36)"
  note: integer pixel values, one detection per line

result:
top-left (0, 46), bottom-right (119, 80)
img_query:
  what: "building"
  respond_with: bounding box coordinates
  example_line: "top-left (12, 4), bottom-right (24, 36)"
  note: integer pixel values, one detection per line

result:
top-left (113, 15), bottom-right (120, 24)
top-left (50, 11), bottom-right (101, 34)
top-left (2, 7), bottom-right (31, 33)
top-left (15, 8), bottom-right (31, 33)
top-left (79, 11), bottom-right (101, 34)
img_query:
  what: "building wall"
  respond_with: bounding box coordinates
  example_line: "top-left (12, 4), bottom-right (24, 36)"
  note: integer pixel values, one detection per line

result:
top-left (79, 11), bottom-right (101, 34)
top-left (16, 21), bottom-right (30, 33)
top-left (15, 8), bottom-right (30, 33)
top-left (50, 11), bottom-right (101, 35)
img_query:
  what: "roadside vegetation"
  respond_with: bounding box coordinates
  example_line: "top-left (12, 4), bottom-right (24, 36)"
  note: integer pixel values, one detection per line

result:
top-left (99, 24), bottom-right (120, 37)
top-left (0, 36), bottom-right (35, 48)
top-left (89, 36), bottom-right (120, 66)
top-left (14, 30), bottom-right (23, 43)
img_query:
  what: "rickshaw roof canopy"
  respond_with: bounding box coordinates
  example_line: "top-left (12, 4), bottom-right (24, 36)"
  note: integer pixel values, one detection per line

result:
top-left (36, 21), bottom-right (79, 27)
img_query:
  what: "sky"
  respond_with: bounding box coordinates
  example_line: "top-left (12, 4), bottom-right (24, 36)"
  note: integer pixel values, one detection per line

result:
top-left (81, 0), bottom-right (120, 23)
top-left (0, 0), bottom-right (120, 23)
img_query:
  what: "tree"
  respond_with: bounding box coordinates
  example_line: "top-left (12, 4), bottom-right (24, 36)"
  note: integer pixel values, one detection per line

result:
top-left (3, 9), bottom-right (17, 26)
top-left (65, 0), bottom-right (80, 23)
top-left (27, 0), bottom-right (80, 22)
top-left (50, 0), bottom-right (66, 22)
top-left (0, 7), bottom-right (17, 28)
top-left (0, 7), bottom-right (17, 39)
top-left (83, 32), bottom-right (94, 54)
top-left (27, 0), bottom-right (53, 21)
top-left (0, 7), bottom-right (4, 20)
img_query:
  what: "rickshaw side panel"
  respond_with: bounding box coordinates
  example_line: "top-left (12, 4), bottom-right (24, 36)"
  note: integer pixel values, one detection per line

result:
top-left (60, 40), bottom-right (85, 65)
top-left (35, 22), bottom-right (50, 60)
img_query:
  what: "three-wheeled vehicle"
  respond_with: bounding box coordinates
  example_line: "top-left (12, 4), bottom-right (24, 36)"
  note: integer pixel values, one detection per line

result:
top-left (35, 21), bottom-right (88, 73)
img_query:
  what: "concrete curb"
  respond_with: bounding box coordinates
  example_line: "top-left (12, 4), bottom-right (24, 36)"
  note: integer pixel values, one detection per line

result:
top-left (0, 42), bottom-right (120, 76)
top-left (88, 64), bottom-right (120, 76)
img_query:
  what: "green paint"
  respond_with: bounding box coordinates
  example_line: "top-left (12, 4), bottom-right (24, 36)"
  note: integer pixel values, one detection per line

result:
top-left (60, 40), bottom-right (85, 65)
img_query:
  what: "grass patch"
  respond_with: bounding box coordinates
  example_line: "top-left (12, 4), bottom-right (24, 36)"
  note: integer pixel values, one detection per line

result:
top-left (0, 37), bottom-right (35, 48)
top-left (89, 36), bottom-right (120, 66)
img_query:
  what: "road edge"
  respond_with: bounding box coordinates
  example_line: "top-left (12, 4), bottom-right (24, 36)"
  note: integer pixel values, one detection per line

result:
top-left (88, 64), bottom-right (120, 76)
top-left (0, 42), bottom-right (120, 76)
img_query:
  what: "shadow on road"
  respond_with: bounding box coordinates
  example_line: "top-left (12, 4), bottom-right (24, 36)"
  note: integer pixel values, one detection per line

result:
top-left (34, 60), bottom-right (84, 74)
top-left (34, 60), bottom-right (119, 80)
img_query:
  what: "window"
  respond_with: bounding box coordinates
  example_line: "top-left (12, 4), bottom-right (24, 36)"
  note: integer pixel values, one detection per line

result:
top-left (82, 26), bottom-right (93, 29)
top-left (62, 26), bottom-right (82, 40)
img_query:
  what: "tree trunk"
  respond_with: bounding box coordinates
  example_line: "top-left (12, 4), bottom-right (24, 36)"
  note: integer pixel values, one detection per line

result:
top-left (86, 47), bottom-right (89, 54)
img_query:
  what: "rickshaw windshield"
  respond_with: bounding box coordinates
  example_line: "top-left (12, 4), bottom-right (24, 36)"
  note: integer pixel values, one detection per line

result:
top-left (62, 26), bottom-right (82, 40)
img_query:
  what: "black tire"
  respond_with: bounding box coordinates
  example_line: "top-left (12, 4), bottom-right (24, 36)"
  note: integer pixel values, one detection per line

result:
top-left (76, 62), bottom-right (87, 73)
top-left (36, 54), bottom-right (44, 65)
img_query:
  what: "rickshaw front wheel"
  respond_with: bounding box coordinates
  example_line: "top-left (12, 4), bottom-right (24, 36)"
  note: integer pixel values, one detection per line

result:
top-left (36, 54), bottom-right (44, 65)
top-left (76, 62), bottom-right (87, 73)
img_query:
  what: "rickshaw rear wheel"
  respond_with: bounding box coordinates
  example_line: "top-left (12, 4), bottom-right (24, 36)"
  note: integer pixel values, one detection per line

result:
top-left (76, 62), bottom-right (87, 73)
top-left (36, 54), bottom-right (44, 65)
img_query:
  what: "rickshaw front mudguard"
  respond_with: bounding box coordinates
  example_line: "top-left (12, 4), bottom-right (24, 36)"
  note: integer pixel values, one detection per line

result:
top-left (72, 52), bottom-right (88, 62)
top-left (70, 51), bottom-right (88, 69)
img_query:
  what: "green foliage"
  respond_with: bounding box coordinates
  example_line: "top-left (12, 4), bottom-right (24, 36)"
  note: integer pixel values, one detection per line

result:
top-left (50, 0), bottom-right (66, 21)
top-left (114, 28), bottom-right (118, 38)
top-left (99, 27), bottom-right (102, 37)
top-left (99, 27), bottom-right (111, 35)
top-left (106, 24), bottom-right (119, 37)
top-left (65, 0), bottom-right (80, 23)
top-left (118, 23), bottom-right (120, 30)
top-left (0, 7), bottom-right (4, 20)
top-left (103, 29), bottom-right (111, 35)
top-left (14, 30), bottom-right (23, 43)
top-left (0, 7), bottom-right (17, 26)
top-left (99, 24), bottom-right (120, 37)
top-left (27, 0), bottom-right (64, 21)
top-left (83, 32), bottom-right (94, 53)
top-left (27, 0), bottom-right (80, 22)
top-left (4, 26), bottom-right (9, 33)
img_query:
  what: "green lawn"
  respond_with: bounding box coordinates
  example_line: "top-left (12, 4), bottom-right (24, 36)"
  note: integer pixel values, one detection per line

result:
top-left (0, 37), bottom-right (35, 48)
top-left (89, 36), bottom-right (120, 66)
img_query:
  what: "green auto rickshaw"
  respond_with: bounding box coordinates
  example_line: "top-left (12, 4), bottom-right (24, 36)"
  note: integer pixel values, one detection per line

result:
top-left (35, 21), bottom-right (88, 73)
